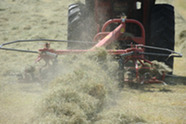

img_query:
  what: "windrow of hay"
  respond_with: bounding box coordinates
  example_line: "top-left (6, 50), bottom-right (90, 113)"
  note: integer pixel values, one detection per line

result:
top-left (95, 109), bottom-right (146, 124)
top-left (32, 48), bottom-right (117, 123)
top-left (31, 48), bottom-right (146, 124)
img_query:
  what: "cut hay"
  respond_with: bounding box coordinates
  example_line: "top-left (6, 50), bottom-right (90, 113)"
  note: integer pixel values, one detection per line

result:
top-left (138, 60), bottom-right (172, 80)
top-left (31, 48), bottom-right (175, 123)
top-left (95, 109), bottom-right (146, 124)
top-left (151, 60), bottom-right (172, 76)
top-left (32, 48), bottom-right (121, 124)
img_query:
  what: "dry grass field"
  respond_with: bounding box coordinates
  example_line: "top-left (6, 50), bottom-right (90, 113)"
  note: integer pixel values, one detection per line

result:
top-left (0, 0), bottom-right (185, 124)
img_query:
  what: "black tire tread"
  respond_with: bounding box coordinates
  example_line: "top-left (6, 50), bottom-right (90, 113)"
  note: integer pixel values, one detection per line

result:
top-left (149, 4), bottom-right (175, 69)
top-left (67, 2), bottom-right (95, 49)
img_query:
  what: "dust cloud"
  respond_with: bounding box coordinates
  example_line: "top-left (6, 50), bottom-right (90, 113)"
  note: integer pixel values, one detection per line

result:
top-left (0, 0), bottom-right (186, 124)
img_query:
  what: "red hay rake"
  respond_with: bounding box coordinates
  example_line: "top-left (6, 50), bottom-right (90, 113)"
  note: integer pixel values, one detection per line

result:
top-left (0, 17), bottom-right (182, 84)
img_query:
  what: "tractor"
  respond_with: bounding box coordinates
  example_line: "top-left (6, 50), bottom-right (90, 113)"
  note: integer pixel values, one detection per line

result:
top-left (67, 0), bottom-right (175, 69)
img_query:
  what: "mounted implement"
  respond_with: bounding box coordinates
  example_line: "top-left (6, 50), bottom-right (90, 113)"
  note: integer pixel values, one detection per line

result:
top-left (0, 0), bottom-right (185, 85)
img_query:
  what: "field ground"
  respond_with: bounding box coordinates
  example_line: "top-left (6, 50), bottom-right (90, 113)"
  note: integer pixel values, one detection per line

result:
top-left (0, 0), bottom-right (185, 124)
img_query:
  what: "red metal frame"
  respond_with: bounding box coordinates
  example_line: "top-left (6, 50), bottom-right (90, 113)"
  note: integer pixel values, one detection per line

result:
top-left (93, 19), bottom-right (145, 45)
top-left (36, 18), bottom-right (164, 84)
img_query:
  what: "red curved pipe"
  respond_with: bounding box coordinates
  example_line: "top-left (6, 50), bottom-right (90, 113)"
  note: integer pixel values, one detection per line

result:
top-left (101, 19), bottom-right (145, 45)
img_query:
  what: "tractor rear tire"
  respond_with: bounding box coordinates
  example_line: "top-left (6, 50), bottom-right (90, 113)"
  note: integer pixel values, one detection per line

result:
top-left (85, 0), bottom-right (94, 12)
top-left (67, 3), bottom-right (86, 49)
top-left (149, 4), bottom-right (175, 70)
top-left (67, 3), bottom-right (95, 49)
